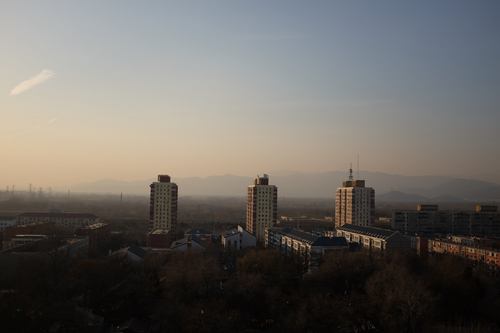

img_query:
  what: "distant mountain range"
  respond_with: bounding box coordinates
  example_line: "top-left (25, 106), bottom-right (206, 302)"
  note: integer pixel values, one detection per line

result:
top-left (54, 171), bottom-right (500, 202)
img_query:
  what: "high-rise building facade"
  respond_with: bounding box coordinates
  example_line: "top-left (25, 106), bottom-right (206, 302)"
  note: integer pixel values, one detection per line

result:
top-left (246, 174), bottom-right (278, 243)
top-left (149, 175), bottom-right (178, 242)
top-left (335, 173), bottom-right (375, 228)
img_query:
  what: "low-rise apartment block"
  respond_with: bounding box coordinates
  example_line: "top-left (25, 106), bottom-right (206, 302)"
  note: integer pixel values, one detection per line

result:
top-left (3, 221), bottom-right (56, 250)
top-left (9, 235), bottom-right (48, 248)
top-left (16, 212), bottom-right (99, 231)
top-left (427, 236), bottom-right (500, 276)
top-left (392, 205), bottom-right (500, 236)
top-left (75, 223), bottom-right (112, 250)
top-left (336, 224), bottom-right (411, 251)
top-left (222, 226), bottom-right (256, 251)
top-left (185, 229), bottom-right (219, 245)
top-left (171, 235), bottom-right (206, 252)
top-left (267, 228), bottom-right (349, 269)
top-left (0, 212), bottom-right (21, 232)
top-left (0, 236), bottom-right (89, 267)
top-left (147, 228), bottom-right (171, 249)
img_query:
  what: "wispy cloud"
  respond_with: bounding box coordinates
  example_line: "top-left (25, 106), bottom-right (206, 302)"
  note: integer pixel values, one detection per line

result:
top-left (2, 116), bottom-right (62, 140)
top-left (10, 70), bottom-right (55, 96)
top-left (48, 117), bottom-right (61, 123)
top-left (2, 126), bottom-right (42, 139)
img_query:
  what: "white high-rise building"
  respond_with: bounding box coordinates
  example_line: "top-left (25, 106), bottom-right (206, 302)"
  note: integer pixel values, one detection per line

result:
top-left (335, 170), bottom-right (374, 228)
top-left (246, 174), bottom-right (278, 243)
top-left (149, 175), bottom-right (178, 242)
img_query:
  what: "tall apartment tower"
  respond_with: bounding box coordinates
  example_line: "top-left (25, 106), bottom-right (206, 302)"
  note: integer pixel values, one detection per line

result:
top-left (335, 168), bottom-right (375, 228)
top-left (246, 174), bottom-right (278, 243)
top-left (149, 175), bottom-right (178, 242)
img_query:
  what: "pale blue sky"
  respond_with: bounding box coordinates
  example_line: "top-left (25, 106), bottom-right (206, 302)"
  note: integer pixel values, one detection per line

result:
top-left (1, 1), bottom-right (499, 188)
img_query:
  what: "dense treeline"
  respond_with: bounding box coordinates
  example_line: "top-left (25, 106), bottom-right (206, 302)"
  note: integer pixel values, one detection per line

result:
top-left (0, 245), bottom-right (499, 333)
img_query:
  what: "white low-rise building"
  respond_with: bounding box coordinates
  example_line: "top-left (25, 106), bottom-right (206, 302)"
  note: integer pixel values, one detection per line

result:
top-left (0, 220), bottom-right (16, 232)
top-left (171, 235), bottom-right (206, 252)
top-left (0, 212), bottom-right (21, 232)
top-left (222, 225), bottom-right (256, 251)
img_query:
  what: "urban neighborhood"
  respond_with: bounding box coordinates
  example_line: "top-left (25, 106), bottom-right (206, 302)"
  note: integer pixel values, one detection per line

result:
top-left (1, 171), bottom-right (499, 332)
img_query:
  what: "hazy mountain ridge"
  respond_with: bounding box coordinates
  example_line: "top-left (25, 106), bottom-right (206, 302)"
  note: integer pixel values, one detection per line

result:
top-left (376, 191), bottom-right (428, 202)
top-left (54, 172), bottom-right (500, 201)
top-left (399, 178), bottom-right (496, 198)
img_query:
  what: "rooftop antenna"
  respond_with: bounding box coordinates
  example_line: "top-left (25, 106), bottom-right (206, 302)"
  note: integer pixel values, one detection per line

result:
top-left (348, 163), bottom-right (353, 181)
top-left (357, 154), bottom-right (359, 180)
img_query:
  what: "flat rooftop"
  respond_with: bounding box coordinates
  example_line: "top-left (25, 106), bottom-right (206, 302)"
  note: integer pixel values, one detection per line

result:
top-left (1, 236), bottom-right (86, 254)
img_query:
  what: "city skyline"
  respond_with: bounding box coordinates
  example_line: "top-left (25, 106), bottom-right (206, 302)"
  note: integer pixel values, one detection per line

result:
top-left (2, 2), bottom-right (499, 189)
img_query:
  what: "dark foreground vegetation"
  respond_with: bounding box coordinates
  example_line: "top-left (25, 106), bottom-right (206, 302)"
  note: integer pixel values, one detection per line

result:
top-left (1, 246), bottom-right (499, 333)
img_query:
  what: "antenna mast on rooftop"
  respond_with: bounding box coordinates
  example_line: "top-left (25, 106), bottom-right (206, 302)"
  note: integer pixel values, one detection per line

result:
top-left (357, 154), bottom-right (359, 180)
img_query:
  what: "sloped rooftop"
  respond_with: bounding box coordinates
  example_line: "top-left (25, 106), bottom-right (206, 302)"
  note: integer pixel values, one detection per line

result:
top-left (313, 237), bottom-right (349, 247)
top-left (185, 228), bottom-right (212, 235)
top-left (191, 235), bottom-right (205, 247)
top-left (279, 228), bottom-right (318, 245)
top-left (222, 229), bottom-right (241, 238)
top-left (278, 228), bottom-right (349, 247)
top-left (19, 212), bottom-right (98, 219)
top-left (337, 224), bottom-right (397, 240)
top-left (128, 244), bottom-right (147, 259)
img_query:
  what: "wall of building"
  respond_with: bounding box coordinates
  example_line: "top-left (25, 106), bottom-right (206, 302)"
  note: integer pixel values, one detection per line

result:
top-left (428, 238), bottom-right (500, 276)
top-left (246, 175), bottom-right (277, 243)
top-left (335, 181), bottom-right (374, 228)
top-left (16, 213), bottom-right (99, 231)
top-left (393, 208), bottom-right (500, 236)
top-left (76, 223), bottom-right (111, 250)
top-left (149, 175), bottom-right (178, 242)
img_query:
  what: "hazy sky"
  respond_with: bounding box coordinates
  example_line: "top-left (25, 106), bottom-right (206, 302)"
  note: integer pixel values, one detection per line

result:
top-left (2, 1), bottom-right (499, 189)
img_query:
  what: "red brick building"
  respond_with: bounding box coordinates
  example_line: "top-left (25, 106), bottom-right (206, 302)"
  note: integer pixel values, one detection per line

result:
top-left (4, 221), bottom-right (55, 242)
top-left (75, 223), bottom-right (111, 250)
top-left (428, 237), bottom-right (500, 276)
top-left (147, 228), bottom-right (170, 249)
top-left (3, 221), bottom-right (55, 250)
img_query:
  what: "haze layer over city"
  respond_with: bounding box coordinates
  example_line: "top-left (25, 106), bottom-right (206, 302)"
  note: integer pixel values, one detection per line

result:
top-left (2, 1), bottom-right (499, 191)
